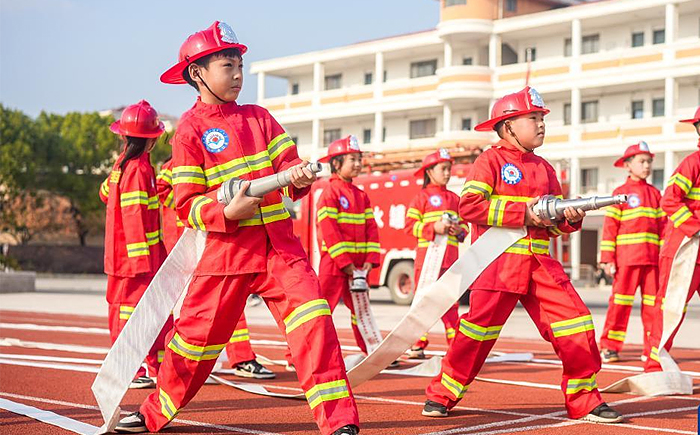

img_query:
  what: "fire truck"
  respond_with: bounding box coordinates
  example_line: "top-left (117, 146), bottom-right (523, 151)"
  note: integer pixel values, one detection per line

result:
top-left (288, 163), bottom-right (474, 305)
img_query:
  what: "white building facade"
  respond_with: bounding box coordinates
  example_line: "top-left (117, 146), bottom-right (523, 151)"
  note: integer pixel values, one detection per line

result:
top-left (250, 0), bottom-right (700, 280)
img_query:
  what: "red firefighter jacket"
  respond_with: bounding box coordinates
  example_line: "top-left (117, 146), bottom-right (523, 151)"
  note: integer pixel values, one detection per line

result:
top-left (660, 140), bottom-right (700, 264)
top-left (317, 174), bottom-right (381, 276)
top-left (171, 98), bottom-right (309, 276)
top-left (600, 177), bottom-right (665, 267)
top-left (404, 184), bottom-right (468, 277)
top-left (99, 152), bottom-right (166, 277)
top-left (155, 159), bottom-right (184, 253)
top-left (459, 139), bottom-right (581, 294)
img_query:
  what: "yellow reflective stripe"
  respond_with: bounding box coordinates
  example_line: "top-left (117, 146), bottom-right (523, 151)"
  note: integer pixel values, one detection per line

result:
top-left (156, 168), bottom-right (173, 185)
top-left (613, 294), bottom-right (635, 306)
top-left (607, 330), bottom-right (626, 341)
top-left (619, 207), bottom-right (661, 221)
top-left (441, 372), bottom-right (468, 399)
top-left (413, 221), bottom-right (425, 238)
top-left (109, 170), bottom-right (121, 184)
top-left (159, 388), bottom-right (178, 421)
top-left (229, 328), bottom-right (250, 343)
top-left (325, 241), bottom-right (381, 258)
top-left (203, 150), bottom-right (272, 187)
top-left (459, 319), bottom-right (502, 341)
top-left (120, 190), bottom-right (149, 207)
top-left (615, 232), bottom-right (660, 246)
top-left (669, 173), bottom-right (692, 194)
top-left (126, 242), bottom-right (150, 258)
top-left (551, 314), bottom-right (594, 338)
top-left (317, 206), bottom-right (339, 222)
top-left (487, 198), bottom-right (506, 226)
top-left (188, 196), bottom-right (214, 231)
top-left (176, 217), bottom-right (184, 227)
top-left (650, 346), bottom-right (660, 362)
top-left (167, 333), bottom-right (226, 361)
top-left (364, 208), bottom-right (374, 219)
top-left (670, 206), bottom-right (692, 228)
top-left (305, 379), bottom-right (349, 410)
top-left (351, 314), bottom-right (357, 326)
top-left (642, 295), bottom-right (656, 306)
top-left (548, 226), bottom-right (565, 236)
top-left (604, 207), bottom-right (622, 220)
top-left (268, 132), bottom-right (295, 161)
top-left (504, 241), bottom-right (532, 256)
top-left (260, 202), bottom-right (290, 224)
top-left (100, 179), bottom-right (110, 197)
top-left (688, 187), bottom-right (700, 200)
top-left (284, 299), bottom-right (332, 334)
top-left (157, 350), bottom-right (164, 363)
top-left (600, 240), bottom-right (616, 252)
top-left (461, 180), bottom-right (493, 199)
top-left (407, 208), bottom-right (423, 220)
top-left (172, 165), bottom-right (206, 185)
top-left (119, 305), bottom-right (134, 320)
top-left (447, 236), bottom-right (459, 247)
top-left (164, 191), bottom-right (175, 209)
top-left (504, 237), bottom-right (549, 256)
top-left (491, 194), bottom-right (532, 203)
top-left (446, 328), bottom-right (456, 339)
top-left (146, 230), bottom-right (161, 246)
top-left (566, 374), bottom-right (597, 395)
top-left (530, 238), bottom-right (550, 255)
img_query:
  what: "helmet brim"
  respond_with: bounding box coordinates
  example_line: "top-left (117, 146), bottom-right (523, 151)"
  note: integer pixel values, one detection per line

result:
top-left (160, 43), bottom-right (248, 85)
top-left (109, 120), bottom-right (166, 138)
top-left (474, 108), bottom-right (550, 132)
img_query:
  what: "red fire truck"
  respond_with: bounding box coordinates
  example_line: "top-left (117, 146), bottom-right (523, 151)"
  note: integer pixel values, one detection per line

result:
top-left (288, 163), bottom-right (473, 305)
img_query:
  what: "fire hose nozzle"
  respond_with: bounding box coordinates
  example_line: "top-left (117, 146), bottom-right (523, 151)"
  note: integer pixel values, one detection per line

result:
top-left (531, 194), bottom-right (628, 226)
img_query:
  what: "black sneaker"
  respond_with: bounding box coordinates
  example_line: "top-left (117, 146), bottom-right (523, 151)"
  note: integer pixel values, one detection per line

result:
top-left (582, 403), bottom-right (623, 423)
top-left (422, 400), bottom-right (448, 417)
top-left (332, 424), bottom-right (359, 435)
top-left (129, 376), bottom-right (155, 389)
top-left (233, 360), bottom-right (276, 379)
top-left (115, 412), bottom-right (147, 433)
top-left (601, 349), bottom-right (620, 363)
top-left (406, 347), bottom-right (426, 359)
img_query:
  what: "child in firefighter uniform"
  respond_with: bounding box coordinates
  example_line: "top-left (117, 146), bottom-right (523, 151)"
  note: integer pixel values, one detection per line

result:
top-left (421, 87), bottom-right (623, 423)
top-left (598, 142), bottom-right (665, 363)
top-left (116, 22), bottom-right (359, 435)
top-left (644, 106), bottom-right (700, 371)
top-left (155, 159), bottom-right (275, 380)
top-left (316, 135), bottom-right (381, 354)
top-left (99, 100), bottom-right (172, 389)
top-left (405, 149), bottom-right (468, 359)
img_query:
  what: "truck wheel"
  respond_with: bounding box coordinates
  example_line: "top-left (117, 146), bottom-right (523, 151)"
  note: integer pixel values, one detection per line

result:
top-left (387, 260), bottom-right (414, 305)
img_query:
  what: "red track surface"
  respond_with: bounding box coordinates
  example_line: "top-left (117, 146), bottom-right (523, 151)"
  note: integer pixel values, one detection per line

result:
top-left (0, 309), bottom-right (698, 435)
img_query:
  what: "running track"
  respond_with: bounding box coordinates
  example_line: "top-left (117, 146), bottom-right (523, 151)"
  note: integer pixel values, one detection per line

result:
top-left (0, 309), bottom-right (698, 434)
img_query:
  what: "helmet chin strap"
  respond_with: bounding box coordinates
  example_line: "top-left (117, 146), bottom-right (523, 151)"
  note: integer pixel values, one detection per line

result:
top-left (506, 122), bottom-right (534, 153)
top-left (194, 70), bottom-right (227, 104)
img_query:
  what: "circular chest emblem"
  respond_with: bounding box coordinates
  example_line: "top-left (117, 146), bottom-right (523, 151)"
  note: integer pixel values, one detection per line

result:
top-left (627, 193), bottom-right (641, 208)
top-left (202, 128), bottom-right (229, 153)
top-left (501, 163), bottom-right (522, 185)
top-left (339, 195), bottom-right (350, 210)
top-left (429, 195), bottom-right (443, 207)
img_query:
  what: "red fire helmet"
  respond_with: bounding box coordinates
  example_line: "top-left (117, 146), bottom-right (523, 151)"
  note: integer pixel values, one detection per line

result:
top-left (161, 21), bottom-right (248, 85)
top-left (613, 141), bottom-right (655, 167)
top-left (679, 106), bottom-right (700, 124)
top-left (109, 100), bottom-right (165, 138)
top-left (474, 86), bottom-right (550, 132)
top-left (319, 135), bottom-right (362, 163)
top-left (414, 148), bottom-right (454, 176)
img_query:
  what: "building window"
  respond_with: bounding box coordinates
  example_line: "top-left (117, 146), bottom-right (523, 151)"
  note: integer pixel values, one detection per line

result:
top-left (652, 169), bottom-right (664, 191)
top-left (409, 118), bottom-right (436, 139)
top-left (564, 38), bottom-right (572, 57)
top-left (631, 32), bottom-right (644, 47)
top-left (324, 74), bottom-right (342, 90)
top-left (564, 103), bottom-right (572, 125)
top-left (581, 101), bottom-right (599, 124)
top-left (506, 0), bottom-right (517, 12)
top-left (383, 70), bottom-right (388, 82)
top-left (364, 72), bottom-right (373, 85)
top-left (461, 118), bottom-right (472, 131)
top-left (462, 57), bottom-right (473, 66)
top-left (445, 0), bottom-right (466, 6)
top-left (291, 83), bottom-right (299, 95)
top-left (631, 100), bottom-right (644, 119)
top-left (581, 168), bottom-right (599, 193)
top-left (363, 128), bottom-right (372, 144)
top-left (653, 29), bottom-right (665, 44)
top-left (525, 47), bottom-right (536, 62)
top-left (382, 127), bottom-right (387, 142)
top-left (410, 60), bottom-right (438, 78)
top-left (582, 34), bottom-right (600, 54)
top-left (323, 128), bottom-right (341, 146)
top-left (652, 98), bottom-right (665, 117)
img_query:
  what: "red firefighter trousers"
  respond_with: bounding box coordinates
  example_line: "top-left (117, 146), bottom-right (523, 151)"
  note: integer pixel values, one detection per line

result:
top-left (224, 313), bottom-right (256, 366)
top-left (321, 273), bottom-right (370, 354)
top-left (413, 268), bottom-right (459, 350)
top-left (426, 263), bottom-right (603, 419)
top-left (139, 250), bottom-right (359, 435)
top-left (600, 265), bottom-right (658, 355)
top-left (644, 256), bottom-right (700, 371)
top-left (106, 275), bottom-right (172, 378)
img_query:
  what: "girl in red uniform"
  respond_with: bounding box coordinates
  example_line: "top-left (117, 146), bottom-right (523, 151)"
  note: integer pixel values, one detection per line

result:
top-left (405, 149), bottom-right (468, 359)
top-left (99, 100), bottom-right (172, 388)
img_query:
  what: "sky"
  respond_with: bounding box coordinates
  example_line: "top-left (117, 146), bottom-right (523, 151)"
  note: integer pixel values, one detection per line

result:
top-left (0, 0), bottom-right (438, 119)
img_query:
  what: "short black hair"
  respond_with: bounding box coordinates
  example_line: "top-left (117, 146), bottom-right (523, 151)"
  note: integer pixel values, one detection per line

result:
top-left (183, 48), bottom-right (242, 91)
top-left (330, 155), bottom-right (346, 174)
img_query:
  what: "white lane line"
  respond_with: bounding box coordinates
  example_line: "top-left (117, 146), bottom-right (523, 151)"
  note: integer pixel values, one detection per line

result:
top-left (0, 397), bottom-right (97, 434)
top-left (0, 358), bottom-right (100, 373)
top-left (474, 376), bottom-right (560, 390)
top-left (526, 357), bottom-right (700, 378)
top-left (0, 338), bottom-right (110, 354)
top-left (0, 392), bottom-right (283, 435)
top-left (0, 323), bottom-right (109, 335)
top-left (0, 353), bottom-right (103, 365)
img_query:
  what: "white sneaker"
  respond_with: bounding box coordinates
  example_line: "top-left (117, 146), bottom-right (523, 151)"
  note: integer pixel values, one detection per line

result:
top-left (129, 376), bottom-right (155, 389)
